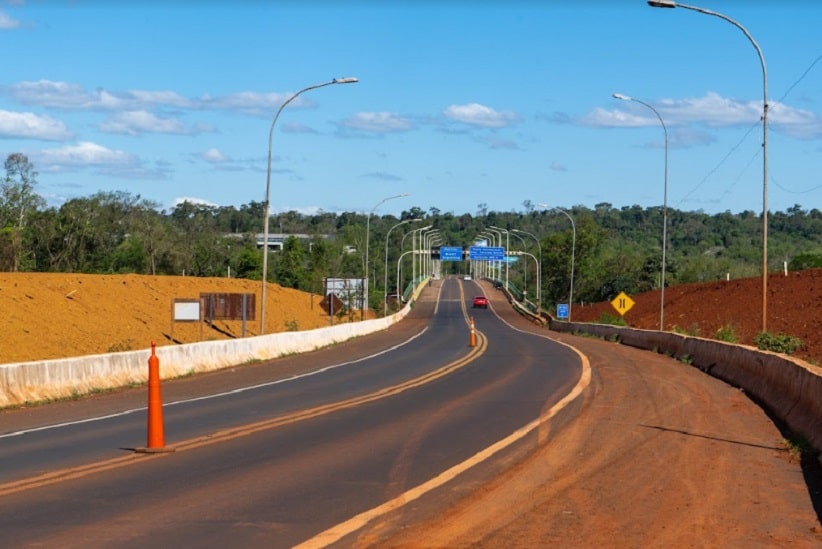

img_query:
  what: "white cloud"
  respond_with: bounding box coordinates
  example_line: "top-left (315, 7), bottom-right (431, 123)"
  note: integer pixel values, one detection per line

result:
top-left (0, 110), bottom-right (72, 140)
top-left (201, 91), bottom-right (305, 116)
top-left (98, 110), bottom-right (191, 135)
top-left (282, 121), bottom-right (318, 134)
top-left (340, 112), bottom-right (414, 133)
top-left (444, 103), bottom-right (519, 128)
top-left (769, 100), bottom-right (822, 139)
top-left (129, 90), bottom-right (193, 109)
top-left (3, 80), bottom-right (325, 119)
top-left (9, 80), bottom-right (196, 112)
top-left (0, 12), bottom-right (20, 30)
top-left (586, 92), bottom-right (822, 140)
top-left (37, 141), bottom-right (135, 171)
top-left (200, 148), bottom-right (229, 163)
top-left (8, 81), bottom-right (120, 109)
top-left (580, 106), bottom-right (648, 127)
top-left (173, 196), bottom-right (218, 208)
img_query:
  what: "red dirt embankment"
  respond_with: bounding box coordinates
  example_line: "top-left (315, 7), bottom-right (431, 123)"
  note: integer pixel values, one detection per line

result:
top-left (571, 268), bottom-right (822, 365)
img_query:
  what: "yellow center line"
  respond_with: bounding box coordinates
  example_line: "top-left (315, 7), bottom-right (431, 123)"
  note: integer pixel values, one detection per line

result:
top-left (0, 292), bottom-right (488, 497)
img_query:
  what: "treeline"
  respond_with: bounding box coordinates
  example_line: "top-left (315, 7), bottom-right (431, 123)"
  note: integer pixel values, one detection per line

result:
top-left (2, 153), bottom-right (821, 313)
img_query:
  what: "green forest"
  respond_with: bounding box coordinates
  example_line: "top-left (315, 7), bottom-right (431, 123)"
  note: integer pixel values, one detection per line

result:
top-left (3, 153), bottom-right (821, 314)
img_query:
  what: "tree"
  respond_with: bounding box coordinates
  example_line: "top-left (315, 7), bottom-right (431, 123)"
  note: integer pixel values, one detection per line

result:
top-left (1, 153), bottom-right (45, 271)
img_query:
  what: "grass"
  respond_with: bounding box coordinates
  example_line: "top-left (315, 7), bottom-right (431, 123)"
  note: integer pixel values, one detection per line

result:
top-left (597, 313), bottom-right (627, 326)
top-left (781, 432), bottom-right (818, 463)
top-left (714, 324), bottom-right (738, 343)
top-left (672, 323), bottom-right (701, 337)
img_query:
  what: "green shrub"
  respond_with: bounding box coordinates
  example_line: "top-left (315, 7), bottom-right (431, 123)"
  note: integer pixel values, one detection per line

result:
top-left (754, 332), bottom-right (804, 355)
top-left (788, 253), bottom-right (822, 271)
top-left (714, 325), bottom-right (738, 343)
top-left (597, 313), bottom-right (627, 326)
top-left (672, 323), bottom-right (700, 336)
top-left (284, 319), bottom-right (300, 332)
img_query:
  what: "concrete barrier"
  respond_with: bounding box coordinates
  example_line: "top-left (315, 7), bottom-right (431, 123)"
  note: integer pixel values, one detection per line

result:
top-left (0, 281), bottom-right (429, 408)
top-left (551, 320), bottom-right (822, 463)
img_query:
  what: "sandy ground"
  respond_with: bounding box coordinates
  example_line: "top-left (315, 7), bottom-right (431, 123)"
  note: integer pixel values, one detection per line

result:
top-left (0, 272), bottom-right (360, 364)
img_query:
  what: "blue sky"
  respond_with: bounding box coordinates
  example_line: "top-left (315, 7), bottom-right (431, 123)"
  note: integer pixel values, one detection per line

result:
top-left (1, 0), bottom-right (820, 218)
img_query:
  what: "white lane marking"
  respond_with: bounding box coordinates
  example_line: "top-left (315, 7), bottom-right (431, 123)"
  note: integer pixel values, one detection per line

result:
top-left (0, 327), bottom-right (429, 440)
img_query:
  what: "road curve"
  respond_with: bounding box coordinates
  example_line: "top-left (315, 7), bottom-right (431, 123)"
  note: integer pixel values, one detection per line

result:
top-left (372, 279), bottom-right (822, 547)
top-left (0, 276), bottom-right (585, 547)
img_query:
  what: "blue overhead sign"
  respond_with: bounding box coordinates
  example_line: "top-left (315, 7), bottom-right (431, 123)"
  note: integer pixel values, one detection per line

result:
top-left (439, 246), bottom-right (464, 261)
top-left (469, 246), bottom-right (505, 261)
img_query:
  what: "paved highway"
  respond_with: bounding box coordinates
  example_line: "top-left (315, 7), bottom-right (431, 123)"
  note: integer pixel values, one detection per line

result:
top-left (0, 276), bottom-right (583, 547)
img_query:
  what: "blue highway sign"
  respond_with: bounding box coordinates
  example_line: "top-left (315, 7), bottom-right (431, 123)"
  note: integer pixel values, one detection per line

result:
top-left (469, 246), bottom-right (505, 261)
top-left (440, 246), bottom-right (464, 261)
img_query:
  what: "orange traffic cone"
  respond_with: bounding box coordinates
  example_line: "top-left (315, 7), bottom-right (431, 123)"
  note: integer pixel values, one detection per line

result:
top-left (143, 341), bottom-right (169, 452)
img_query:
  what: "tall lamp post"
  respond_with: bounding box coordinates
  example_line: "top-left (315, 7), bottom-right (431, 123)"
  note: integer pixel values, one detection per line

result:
top-left (490, 225), bottom-right (510, 290)
top-left (512, 228), bottom-right (542, 308)
top-left (384, 218), bottom-right (421, 316)
top-left (539, 203), bottom-right (575, 322)
top-left (510, 231), bottom-right (529, 300)
top-left (409, 225), bottom-right (432, 287)
top-left (260, 76), bottom-right (358, 334)
top-left (613, 92), bottom-right (669, 331)
top-left (648, 0), bottom-right (769, 332)
top-left (364, 193), bottom-right (409, 320)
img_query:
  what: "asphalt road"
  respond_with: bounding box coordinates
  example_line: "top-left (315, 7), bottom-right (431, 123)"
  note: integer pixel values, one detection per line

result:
top-left (0, 276), bottom-right (583, 547)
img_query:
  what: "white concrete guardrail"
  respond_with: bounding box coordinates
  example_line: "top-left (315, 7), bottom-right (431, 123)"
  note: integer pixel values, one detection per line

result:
top-left (550, 320), bottom-right (822, 465)
top-left (0, 281), bottom-right (430, 408)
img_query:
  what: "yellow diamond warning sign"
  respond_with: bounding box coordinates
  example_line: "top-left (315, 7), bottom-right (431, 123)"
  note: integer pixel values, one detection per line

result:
top-left (610, 291), bottom-right (635, 317)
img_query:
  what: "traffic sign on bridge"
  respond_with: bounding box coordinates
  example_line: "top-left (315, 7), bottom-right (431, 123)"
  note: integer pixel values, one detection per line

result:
top-left (469, 246), bottom-right (505, 261)
top-left (439, 246), bottom-right (464, 261)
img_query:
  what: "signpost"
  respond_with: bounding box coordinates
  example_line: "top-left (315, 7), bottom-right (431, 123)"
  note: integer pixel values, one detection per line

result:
top-left (557, 303), bottom-right (569, 320)
top-left (610, 291), bottom-right (635, 317)
top-left (469, 246), bottom-right (505, 261)
top-left (440, 246), bottom-right (463, 261)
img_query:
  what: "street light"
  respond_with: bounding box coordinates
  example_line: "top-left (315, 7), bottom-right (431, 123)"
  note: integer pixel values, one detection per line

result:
top-left (648, 0), bottom-right (769, 332)
top-left (260, 76), bottom-right (358, 334)
top-left (365, 193), bottom-right (409, 319)
top-left (422, 229), bottom-right (442, 281)
top-left (512, 228), bottom-right (542, 308)
top-left (490, 225), bottom-right (510, 290)
top-left (510, 231), bottom-right (529, 300)
top-left (477, 231), bottom-right (497, 281)
top-left (409, 225), bottom-right (432, 285)
top-left (613, 92), bottom-right (669, 331)
top-left (539, 203), bottom-right (575, 322)
top-left (384, 218), bottom-right (422, 316)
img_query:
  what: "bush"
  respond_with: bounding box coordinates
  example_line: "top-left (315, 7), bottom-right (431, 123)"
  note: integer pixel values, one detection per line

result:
top-left (672, 323), bottom-right (700, 337)
top-left (597, 313), bottom-right (627, 326)
top-left (754, 332), bottom-right (804, 355)
top-left (714, 325), bottom-right (738, 343)
top-left (788, 253), bottom-right (822, 271)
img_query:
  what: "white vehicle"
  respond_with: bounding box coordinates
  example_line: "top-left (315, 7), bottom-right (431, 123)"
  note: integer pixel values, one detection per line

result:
top-left (463, 275), bottom-right (472, 280)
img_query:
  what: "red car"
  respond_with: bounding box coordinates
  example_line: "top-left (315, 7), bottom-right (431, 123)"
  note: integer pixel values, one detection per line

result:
top-left (473, 295), bottom-right (489, 309)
